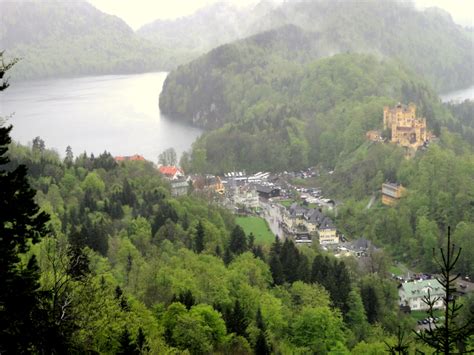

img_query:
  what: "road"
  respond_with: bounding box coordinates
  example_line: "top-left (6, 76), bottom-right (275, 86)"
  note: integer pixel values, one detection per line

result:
top-left (260, 200), bottom-right (286, 239)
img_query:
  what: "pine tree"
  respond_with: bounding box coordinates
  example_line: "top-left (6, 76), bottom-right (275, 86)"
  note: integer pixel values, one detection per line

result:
top-left (229, 225), bottom-right (248, 255)
top-left (360, 284), bottom-right (379, 324)
top-left (0, 55), bottom-right (53, 353)
top-left (117, 328), bottom-right (139, 355)
top-left (227, 300), bottom-right (248, 337)
top-left (223, 246), bottom-right (233, 266)
top-left (254, 330), bottom-right (271, 355)
top-left (195, 220), bottom-right (205, 254)
top-left (269, 237), bottom-right (284, 285)
top-left (136, 327), bottom-right (149, 353)
top-left (415, 227), bottom-right (474, 353)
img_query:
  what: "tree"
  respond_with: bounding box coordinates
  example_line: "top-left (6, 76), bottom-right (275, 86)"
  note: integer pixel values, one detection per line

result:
top-left (226, 300), bottom-right (248, 338)
top-left (158, 147), bottom-right (177, 166)
top-left (255, 330), bottom-right (271, 355)
top-left (116, 328), bottom-right (139, 355)
top-left (415, 227), bottom-right (474, 353)
top-left (0, 54), bottom-right (52, 353)
top-left (65, 145), bottom-right (74, 166)
top-left (229, 225), bottom-right (248, 255)
top-left (345, 289), bottom-right (369, 341)
top-left (32, 136), bottom-right (46, 153)
top-left (194, 220), bottom-right (205, 254)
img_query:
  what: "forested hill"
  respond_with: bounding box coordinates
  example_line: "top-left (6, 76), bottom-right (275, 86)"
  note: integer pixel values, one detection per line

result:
top-left (136, 1), bottom-right (276, 68)
top-left (0, 1), bottom-right (167, 80)
top-left (160, 0), bottom-right (472, 114)
top-left (252, 0), bottom-right (473, 92)
top-left (165, 51), bottom-right (450, 174)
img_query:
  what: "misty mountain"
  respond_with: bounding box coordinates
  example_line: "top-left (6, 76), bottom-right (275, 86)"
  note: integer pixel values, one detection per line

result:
top-left (160, 0), bottom-right (472, 128)
top-left (0, 0), bottom-right (167, 80)
top-left (248, 0), bottom-right (473, 92)
top-left (136, 1), bottom-right (277, 67)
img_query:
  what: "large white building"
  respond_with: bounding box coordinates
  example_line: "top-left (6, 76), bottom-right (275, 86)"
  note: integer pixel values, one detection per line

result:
top-left (399, 279), bottom-right (444, 311)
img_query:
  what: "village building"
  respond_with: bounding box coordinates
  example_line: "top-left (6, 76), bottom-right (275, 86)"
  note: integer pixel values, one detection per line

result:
top-left (170, 179), bottom-right (189, 197)
top-left (284, 204), bottom-right (339, 245)
top-left (255, 185), bottom-right (281, 199)
top-left (383, 103), bottom-right (428, 149)
top-left (382, 182), bottom-right (406, 206)
top-left (158, 166), bottom-right (184, 180)
top-left (231, 184), bottom-right (259, 210)
top-left (318, 218), bottom-right (339, 244)
top-left (192, 175), bottom-right (225, 195)
top-left (399, 279), bottom-right (444, 311)
top-left (114, 154), bottom-right (145, 162)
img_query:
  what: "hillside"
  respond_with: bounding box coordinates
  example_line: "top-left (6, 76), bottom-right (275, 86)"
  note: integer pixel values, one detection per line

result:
top-left (0, 0), bottom-right (167, 80)
top-left (136, 1), bottom-right (276, 68)
top-left (250, 0), bottom-right (473, 92)
top-left (162, 47), bottom-right (451, 172)
top-left (160, 0), bottom-right (473, 118)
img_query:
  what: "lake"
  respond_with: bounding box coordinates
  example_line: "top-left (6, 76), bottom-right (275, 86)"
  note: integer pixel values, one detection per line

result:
top-left (440, 84), bottom-right (474, 102)
top-left (0, 72), bottom-right (202, 161)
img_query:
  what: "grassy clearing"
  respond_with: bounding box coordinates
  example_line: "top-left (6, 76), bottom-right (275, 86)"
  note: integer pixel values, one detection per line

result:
top-left (236, 216), bottom-right (275, 246)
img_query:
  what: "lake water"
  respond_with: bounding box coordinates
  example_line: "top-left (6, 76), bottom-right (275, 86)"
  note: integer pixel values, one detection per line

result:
top-left (440, 84), bottom-right (474, 102)
top-left (0, 72), bottom-right (202, 161)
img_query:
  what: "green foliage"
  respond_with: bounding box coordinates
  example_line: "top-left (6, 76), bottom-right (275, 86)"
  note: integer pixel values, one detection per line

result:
top-left (235, 216), bottom-right (275, 245)
top-left (291, 306), bottom-right (346, 353)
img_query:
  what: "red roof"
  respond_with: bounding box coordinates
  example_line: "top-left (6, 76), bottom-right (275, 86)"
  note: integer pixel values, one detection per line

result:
top-left (115, 155), bottom-right (145, 162)
top-left (158, 166), bottom-right (183, 176)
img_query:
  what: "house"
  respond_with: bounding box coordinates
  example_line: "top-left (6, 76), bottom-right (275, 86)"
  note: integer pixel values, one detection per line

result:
top-left (114, 154), bottom-right (145, 162)
top-left (382, 182), bottom-right (406, 206)
top-left (232, 184), bottom-right (259, 210)
top-left (318, 218), bottom-right (339, 244)
top-left (158, 166), bottom-right (184, 180)
top-left (399, 279), bottom-right (444, 311)
top-left (255, 185), bottom-right (280, 199)
top-left (171, 179), bottom-right (189, 197)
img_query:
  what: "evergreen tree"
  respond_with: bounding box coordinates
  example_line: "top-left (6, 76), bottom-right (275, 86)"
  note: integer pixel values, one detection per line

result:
top-left (64, 145), bottom-right (74, 167)
top-left (229, 225), bottom-right (248, 255)
top-left (227, 300), bottom-right (248, 337)
top-left (254, 330), bottom-right (271, 355)
top-left (0, 56), bottom-right (53, 353)
top-left (121, 178), bottom-right (137, 207)
top-left (280, 239), bottom-right (301, 283)
top-left (360, 284), bottom-right (379, 324)
top-left (248, 232), bottom-right (255, 250)
top-left (223, 246), bottom-right (233, 266)
top-left (252, 245), bottom-right (265, 261)
top-left (269, 238), bottom-right (285, 286)
top-left (415, 227), bottom-right (474, 353)
top-left (346, 289), bottom-right (369, 341)
top-left (136, 327), bottom-right (149, 353)
top-left (117, 328), bottom-right (139, 355)
top-left (195, 220), bottom-right (205, 254)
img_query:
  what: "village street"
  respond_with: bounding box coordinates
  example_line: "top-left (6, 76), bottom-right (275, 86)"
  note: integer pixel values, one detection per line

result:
top-left (260, 200), bottom-right (286, 239)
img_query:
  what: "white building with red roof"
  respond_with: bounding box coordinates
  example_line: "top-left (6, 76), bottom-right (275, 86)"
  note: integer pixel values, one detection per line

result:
top-left (158, 166), bottom-right (184, 180)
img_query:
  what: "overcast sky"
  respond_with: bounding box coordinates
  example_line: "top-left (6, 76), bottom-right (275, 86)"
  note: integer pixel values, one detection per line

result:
top-left (87, 0), bottom-right (474, 30)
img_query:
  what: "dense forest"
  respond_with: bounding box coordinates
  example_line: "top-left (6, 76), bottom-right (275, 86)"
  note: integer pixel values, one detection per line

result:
top-left (163, 51), bottom-right (446, 172)
top-left (0, 1), bottom-right (169, 80)
top-left (3, 129), bottom-right (473, 353)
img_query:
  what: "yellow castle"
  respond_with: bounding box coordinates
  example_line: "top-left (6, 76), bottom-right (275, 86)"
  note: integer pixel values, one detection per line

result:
top-left (383, 103), bottom-right (427, 149)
